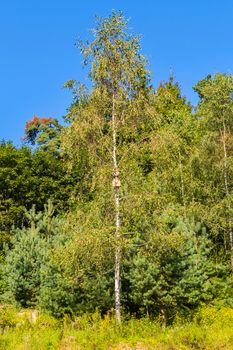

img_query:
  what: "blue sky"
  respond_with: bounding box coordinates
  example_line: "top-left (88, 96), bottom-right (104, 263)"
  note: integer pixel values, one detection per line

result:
top-left (1, 0), bottom-right (233, 145)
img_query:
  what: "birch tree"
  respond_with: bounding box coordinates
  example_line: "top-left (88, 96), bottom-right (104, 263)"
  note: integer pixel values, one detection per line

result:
top-left (194, 74), bottom-right (233, 267)
top-left (64, 11), bottom-right (150, 322)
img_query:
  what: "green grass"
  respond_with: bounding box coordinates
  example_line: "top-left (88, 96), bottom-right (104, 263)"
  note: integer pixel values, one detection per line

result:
top-left (0, 306), bottom-right (233, 349)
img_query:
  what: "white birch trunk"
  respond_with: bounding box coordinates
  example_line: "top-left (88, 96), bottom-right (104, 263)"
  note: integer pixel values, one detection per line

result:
top-left (112, 93), bottom-right (121, 323)
top-left (178, 146), bottom-right (186, 211)
top-left (222, 121), bottom-right (233, 268)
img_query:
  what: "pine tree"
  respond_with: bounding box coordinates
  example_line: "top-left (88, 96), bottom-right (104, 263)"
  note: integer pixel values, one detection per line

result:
top-left (123, 216), bottom-right (230, 321)
top-left (3, 202), bottom-right (62, 307)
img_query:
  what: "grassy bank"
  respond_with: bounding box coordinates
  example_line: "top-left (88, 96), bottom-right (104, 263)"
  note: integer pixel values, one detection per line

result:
top-left (0, 306), bottom-right (233, 349)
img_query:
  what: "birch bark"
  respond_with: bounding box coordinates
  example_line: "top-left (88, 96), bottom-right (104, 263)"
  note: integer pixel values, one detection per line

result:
top-left (221, 120), bottom-right (233, 268)
top-left (112, 93), bottom-right (121, 323)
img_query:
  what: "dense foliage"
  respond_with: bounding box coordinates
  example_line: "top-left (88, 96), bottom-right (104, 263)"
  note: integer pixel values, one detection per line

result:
top-left (0, 12), bottom-right (232, 325)
top-left (0, 141), bottom-right (73, 248)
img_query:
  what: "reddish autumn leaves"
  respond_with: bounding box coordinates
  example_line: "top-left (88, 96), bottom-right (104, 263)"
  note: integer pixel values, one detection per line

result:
top-left (22, 116), bottom-right (55, 140)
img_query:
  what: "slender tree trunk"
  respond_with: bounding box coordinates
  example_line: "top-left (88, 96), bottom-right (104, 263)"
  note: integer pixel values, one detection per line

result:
top-left (178, 146), bottom-right (186, 211)
top-left (112, 93), bottom-right (121, 323)
top-left (160, 306), bottom-right (166, 328)
top-left (221, 121), bottom-right (233, 268)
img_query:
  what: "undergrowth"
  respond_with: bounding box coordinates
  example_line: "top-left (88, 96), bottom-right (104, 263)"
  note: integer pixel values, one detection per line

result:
top-left (0, 305), bottom-right (233, 349)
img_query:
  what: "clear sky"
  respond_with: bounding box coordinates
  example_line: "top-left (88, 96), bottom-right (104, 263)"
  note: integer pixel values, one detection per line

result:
top-left (1, 0), bottom-right (233, 145)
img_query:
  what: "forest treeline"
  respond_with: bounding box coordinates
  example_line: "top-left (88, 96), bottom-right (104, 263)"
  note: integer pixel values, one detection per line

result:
top-left (0, 12), bottom-right (232, 322)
